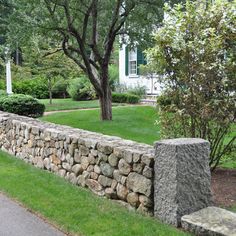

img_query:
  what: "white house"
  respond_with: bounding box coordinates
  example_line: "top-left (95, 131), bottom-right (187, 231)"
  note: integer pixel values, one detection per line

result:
top-left (119, 44), bottom-right (162, 95)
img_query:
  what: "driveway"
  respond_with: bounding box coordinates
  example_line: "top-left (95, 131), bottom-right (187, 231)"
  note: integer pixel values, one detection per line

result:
top-left (0, 193), bottom-right (66, 236)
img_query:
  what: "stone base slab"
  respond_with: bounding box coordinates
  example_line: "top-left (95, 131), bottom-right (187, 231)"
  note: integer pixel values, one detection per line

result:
top-left (181, 207), bottom-right (236, 236)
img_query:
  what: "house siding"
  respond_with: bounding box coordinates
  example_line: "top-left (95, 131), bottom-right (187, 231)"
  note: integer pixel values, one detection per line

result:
top-left (119, 44), bottom-right (162, 95)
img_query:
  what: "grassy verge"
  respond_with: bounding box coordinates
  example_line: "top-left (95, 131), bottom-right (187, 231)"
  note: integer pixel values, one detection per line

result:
top-left (40, 98), bottom-right (124, 112)
top-left (0, 150), bottom-right (189, 236)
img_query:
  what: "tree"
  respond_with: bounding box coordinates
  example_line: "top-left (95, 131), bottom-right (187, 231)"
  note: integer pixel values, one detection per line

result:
top-left (6, 0), bottom-right (183, 120)
top-left (0, 0), bottom-right (12, 78)
top-left (25, 38), bottom-right (81, 104)
top-left (147, 0), bottom-right (236, 170)
top-left (0, 0), bottom-right (23, 67)
top-left (0, 34), bottom-right (82, 102)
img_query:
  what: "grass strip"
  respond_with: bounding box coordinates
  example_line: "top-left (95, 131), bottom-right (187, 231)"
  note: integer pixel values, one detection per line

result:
top-left (0, 150), bottom-right (189, 236)
top-left (40, 99), bottom-right (124, 112)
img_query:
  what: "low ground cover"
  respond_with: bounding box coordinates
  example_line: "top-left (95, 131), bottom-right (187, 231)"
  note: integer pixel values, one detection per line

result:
top-left (0, 150), bottom-right (189, 236)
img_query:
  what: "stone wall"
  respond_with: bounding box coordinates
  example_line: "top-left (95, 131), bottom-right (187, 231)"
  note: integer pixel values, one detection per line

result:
top-left (0, 112), bottom-right (154, 214)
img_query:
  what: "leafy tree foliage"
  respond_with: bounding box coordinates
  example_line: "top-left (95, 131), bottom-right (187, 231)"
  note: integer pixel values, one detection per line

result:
top-left (147, 0), bottom-right (236, 170)
top-left (67, 76), bottom-right (96, 101)
top-left (5, 0), bottom-right (182, 120)
top-left (0, 34), bottom-right (81, 102)
top-left (0, 0), bottom-right (13, 44)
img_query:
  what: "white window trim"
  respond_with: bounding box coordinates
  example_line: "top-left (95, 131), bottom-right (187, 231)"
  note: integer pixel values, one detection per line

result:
top-left (129, 49), bottom-right (137, 76)
top-left (128, 75), bottom-right (139, 79)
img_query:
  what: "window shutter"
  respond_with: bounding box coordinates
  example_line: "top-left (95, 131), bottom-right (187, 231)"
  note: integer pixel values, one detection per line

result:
top-left (137, 48), bottom-right (147, 75)
top-left (125, 46), bottom-right (129, 76)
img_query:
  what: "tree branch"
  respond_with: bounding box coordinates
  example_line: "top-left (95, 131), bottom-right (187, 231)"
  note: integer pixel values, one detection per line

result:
top-left (82, 1), bottom-right (94, 42)
top-left (90, 0), bottom-right (103, 65)
top-left (43, 48), bottom-right (63, 57)
top-left (61, 35), bottom-right (86, 72)
top-left (103, 1), bottom-right (136, 64)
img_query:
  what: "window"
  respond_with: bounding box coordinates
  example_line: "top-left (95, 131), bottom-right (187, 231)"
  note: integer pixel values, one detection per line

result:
top-left (129, 49), bottom-right (137, 75)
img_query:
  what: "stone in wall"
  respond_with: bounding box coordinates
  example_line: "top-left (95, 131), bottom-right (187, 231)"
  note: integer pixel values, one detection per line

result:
top-left (127, 172), bottom-right (152, 197)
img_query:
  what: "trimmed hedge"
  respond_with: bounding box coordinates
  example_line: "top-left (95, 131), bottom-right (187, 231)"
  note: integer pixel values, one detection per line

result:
top-left (0, 94), bottom-right (45, 118)
top-left (13, 78), bottom-right (49, 99)
top-left (112, 93), bottom-right (140, 104)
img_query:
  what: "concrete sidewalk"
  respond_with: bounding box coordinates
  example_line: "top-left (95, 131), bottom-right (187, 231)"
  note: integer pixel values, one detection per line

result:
top-left (0, 193), bottom-right (66, 236)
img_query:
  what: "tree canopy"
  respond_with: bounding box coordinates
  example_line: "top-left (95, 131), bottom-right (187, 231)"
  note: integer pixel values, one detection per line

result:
top-left (4, 0), bottom-right (183, 120)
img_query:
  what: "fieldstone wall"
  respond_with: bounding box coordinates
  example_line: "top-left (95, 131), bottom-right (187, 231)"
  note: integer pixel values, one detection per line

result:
top-left (0, 112), bottom-right (154, 214)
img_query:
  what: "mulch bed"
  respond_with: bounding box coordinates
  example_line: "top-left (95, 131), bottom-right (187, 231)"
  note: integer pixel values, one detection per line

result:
top-left (211, 168), bottom-right (236, 208)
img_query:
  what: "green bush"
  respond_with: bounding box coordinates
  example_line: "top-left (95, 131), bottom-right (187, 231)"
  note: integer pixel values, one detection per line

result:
top-left (156, 93), bottom-right (172, 109)
top-left (127, 85), bottom-right (147, 97)
top-left (115, 84), bottom-right (146, 97)
top-left (0, 94), bottom-right (45, 117)
top-left (13, 78), bottom-right (48, 99)
top-left (0, 90), bottom-right (7, 96)
top-left (126, 94), bottom-right (140, 104)
top-left (52, 79), bottom-right (69, 98)
top-left (0, 80), bottom-right (5, 90)
top-left (108, 64), bottom-right (119, 91)
top-left (67, 76), bottom-right (96, 101)
top-left (147, 0), bottom-right (236, 170)
top-left (112, 93), bottom-right (140, 104)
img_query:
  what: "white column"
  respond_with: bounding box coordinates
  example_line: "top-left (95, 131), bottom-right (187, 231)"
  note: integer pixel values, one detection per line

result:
top-left (6, 60), bottom-right (13, 95)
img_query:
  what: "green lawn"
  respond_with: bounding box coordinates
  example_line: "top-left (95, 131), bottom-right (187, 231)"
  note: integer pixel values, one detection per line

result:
top-left (0, 150), bottom-right (189, 236)
top-left (40, 98), bottom-right (124, 112)
top-left (41, 106), bottom-right (160, 145)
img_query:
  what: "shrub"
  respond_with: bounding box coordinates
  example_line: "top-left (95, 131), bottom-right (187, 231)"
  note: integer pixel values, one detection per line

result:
top-left (115, 83), bottom-right (146, 97)
top-left (67, 76), bottom-right (96, 101)
top-left (127, 85), bottom-right (147, 97)
top-left (108, 64), bottom-right (119, 91)
top-left (156, 94), bottom-right (172, 109)
top-left (52, 79), bottom-right (69, 98)
top-left (13, 78), bottom-right (48, 99)
top-left (112, 93), bottom-right (140, 104)
top-left (0, 80), bottom-right (5, 90)
top-left (112, 93), bottom-right (127, 103)
top-left (147, 0), bottom-right (236, 170)
top-left (0, 94), bottom-right (45, 117)
top-left (0, 90), bottom-right (7, 96)
top-left (126, 94), bottom-right (140, 104)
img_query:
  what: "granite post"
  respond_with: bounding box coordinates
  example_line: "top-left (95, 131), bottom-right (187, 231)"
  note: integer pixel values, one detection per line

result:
top-left (154, 138), bottom-right (213, 226)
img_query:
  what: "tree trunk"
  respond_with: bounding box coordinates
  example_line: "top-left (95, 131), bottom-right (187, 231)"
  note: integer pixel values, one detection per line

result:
top-left (48, 78), bottom-right (53, 105)
top-left (49, 90), bottom-right (53, 105)
top-left (98, 66), bottom-right (112, 121)
top-left (99, 87), bottom-right (112, 120)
